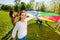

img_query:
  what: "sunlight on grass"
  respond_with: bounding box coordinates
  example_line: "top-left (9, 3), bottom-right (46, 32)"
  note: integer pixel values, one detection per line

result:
top-left (0, 10), bottom-right (60, 40)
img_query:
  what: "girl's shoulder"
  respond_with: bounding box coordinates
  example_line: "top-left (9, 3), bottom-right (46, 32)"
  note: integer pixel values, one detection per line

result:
top-left (15, 21), bottom-right (21, 27)
top-left (16, 21), bottom-right (20, 25)
top-left (17, 21), bottom-right (21, 23)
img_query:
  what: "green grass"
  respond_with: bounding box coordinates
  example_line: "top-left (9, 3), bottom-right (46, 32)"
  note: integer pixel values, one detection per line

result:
top-left (0, 10), bottom-right (13, 39)
top-left (27, 20), bottom-right (60, 40)
top-left (0, 10), bottom-right (60, 40)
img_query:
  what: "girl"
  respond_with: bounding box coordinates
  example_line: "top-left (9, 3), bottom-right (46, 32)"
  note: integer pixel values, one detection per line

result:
top-left (18, 10), bottom-right (26, 21)
top-left (12, 10), bottom-right (35, 40)
top-left (9, 10), bottom-right (17, 26)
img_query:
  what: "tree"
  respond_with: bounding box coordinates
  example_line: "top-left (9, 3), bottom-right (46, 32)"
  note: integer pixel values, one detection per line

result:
top-left (55, 1), bottom-right (60, 14)
top-left (26, 4), bottom-right (31, 10)
top-left (26, 4), bottom-right (34, 10)
top-left (14, 0), bottom-right (20, 11)
top-left (20, 2), bottom-right (26, 10)
top-left (0, 4), bottom-right (2, 10)
top-left (37, 1), bottom-right (45, 12)
top-left (1, 5), bottom-right (13, 11)
top-left (29, 0), bottom-right (35, 10)
top-left (50, 0), bottom-right (60, 14)
top-left (15, 0), bottom-right (20, 5)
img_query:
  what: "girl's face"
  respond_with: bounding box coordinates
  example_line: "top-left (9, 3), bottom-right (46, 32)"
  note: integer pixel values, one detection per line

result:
top-left (21, 13), bottom-right (26, 20)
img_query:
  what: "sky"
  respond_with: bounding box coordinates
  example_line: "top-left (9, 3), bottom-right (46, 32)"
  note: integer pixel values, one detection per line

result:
top-left (0, 0), bottom-right (15, 5)
top-left (0, 0), bottom-right (51, 5)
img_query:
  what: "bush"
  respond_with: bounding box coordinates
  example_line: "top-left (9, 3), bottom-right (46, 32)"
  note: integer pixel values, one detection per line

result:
top-left (1, 5), bottom-right (13, 11)
top-left (14, 5), bottom-right (18, 12)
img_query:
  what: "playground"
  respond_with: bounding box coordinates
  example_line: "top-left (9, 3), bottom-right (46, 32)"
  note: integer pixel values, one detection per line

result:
top-left (0, 10), bottom-right (60, 40)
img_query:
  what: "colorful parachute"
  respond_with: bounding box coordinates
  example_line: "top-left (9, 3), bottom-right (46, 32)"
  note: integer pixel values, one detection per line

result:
top-left (42, 16), bottom-right (60, 22)
top-left (26, 11), bottom-right (60, 22)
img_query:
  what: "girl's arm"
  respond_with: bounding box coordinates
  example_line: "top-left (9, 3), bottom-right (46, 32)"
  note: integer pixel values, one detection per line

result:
top-left (26, 15), bottom-right (35, 21)
top-left (12, 22), bottom-right (19, 40)
top-left (13, 14), bottom-right (18, 19)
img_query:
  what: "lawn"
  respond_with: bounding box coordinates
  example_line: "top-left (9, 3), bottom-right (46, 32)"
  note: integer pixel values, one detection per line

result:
top-left (27, 19), bottom-right (60, 40)
top-left (0, 10), bottom-right (13, 40)
top-left (0, 10), bottom-right (60, 40)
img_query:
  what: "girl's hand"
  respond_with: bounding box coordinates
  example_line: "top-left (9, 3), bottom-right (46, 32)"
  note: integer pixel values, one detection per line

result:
top-left (15, 14), bottom-right (18, 17)
top-left (27, 16), bottom-right (29, 18)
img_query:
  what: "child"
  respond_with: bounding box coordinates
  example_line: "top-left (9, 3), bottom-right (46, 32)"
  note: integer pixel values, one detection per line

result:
top-left (56, 19), bottom-right (60, 31)
top-left (12, 10), bottom-right (35, 40)
top-left (36, 12), bottom-right (42, 27)
top-left (9, 10), bottom-right (17, 26)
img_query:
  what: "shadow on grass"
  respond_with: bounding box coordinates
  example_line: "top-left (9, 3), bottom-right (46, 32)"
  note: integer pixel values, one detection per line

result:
top-left (27, 23), bottom-right (60, 40)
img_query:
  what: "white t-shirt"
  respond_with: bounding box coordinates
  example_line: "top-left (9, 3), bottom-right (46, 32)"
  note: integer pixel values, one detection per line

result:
top-left (12, 15), bottom-right (35, 39)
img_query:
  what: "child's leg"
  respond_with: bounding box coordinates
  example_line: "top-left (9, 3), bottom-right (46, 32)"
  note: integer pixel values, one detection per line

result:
top-left (11, 19), bottom-right (14, 24)
top-left (13, 22), bottom-right (16, 27)
top-left (39, 23), bottom-right (42, 27)
top-left (11, 19), bottom-right (16, 27)
top-left (39, 20), bottom-right (42, 27)
top-left (36, 20), bottom-right (38, 23)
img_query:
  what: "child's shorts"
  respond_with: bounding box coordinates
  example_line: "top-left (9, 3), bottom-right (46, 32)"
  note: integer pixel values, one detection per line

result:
top-left (18, 36), bottom-right (26, 40)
